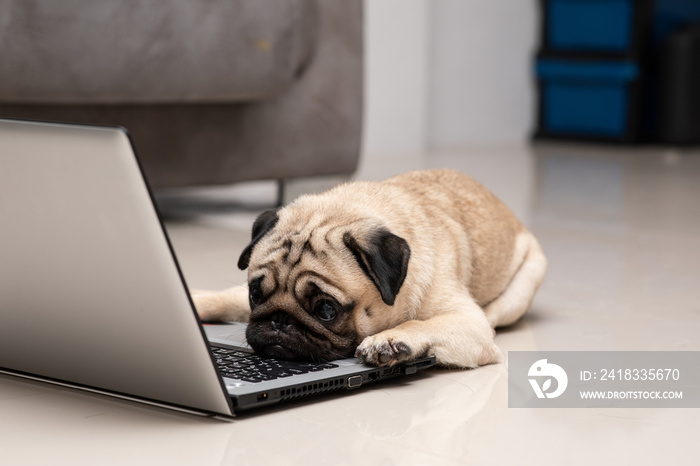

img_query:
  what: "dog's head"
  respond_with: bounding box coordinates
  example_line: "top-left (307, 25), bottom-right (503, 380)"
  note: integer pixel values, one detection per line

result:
top-left (238, 201), bottom-right (411, 362)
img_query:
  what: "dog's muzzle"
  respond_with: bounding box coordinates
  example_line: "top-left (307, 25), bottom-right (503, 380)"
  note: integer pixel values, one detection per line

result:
top-left (245, 309), bottom-right (356, 362)
top-left (246, 311), bottom-right (308, 360)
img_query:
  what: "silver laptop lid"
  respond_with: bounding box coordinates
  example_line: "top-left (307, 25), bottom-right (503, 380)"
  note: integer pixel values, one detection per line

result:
top-left (0, 119), bottom-right (233, 418)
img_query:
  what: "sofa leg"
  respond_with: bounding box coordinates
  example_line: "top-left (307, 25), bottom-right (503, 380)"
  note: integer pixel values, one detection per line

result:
top-left (276, 180), bottom-right (285, 207)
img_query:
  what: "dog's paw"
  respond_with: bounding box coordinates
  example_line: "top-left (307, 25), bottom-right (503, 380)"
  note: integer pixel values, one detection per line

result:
top-left (355, 332), bottom-right (427, 367)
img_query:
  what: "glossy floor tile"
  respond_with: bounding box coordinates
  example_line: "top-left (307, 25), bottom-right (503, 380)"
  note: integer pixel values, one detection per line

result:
top-left (2, 142), bottom-right (699, 465)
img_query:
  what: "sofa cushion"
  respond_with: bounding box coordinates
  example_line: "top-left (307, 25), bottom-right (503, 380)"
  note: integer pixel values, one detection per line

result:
top-left (0, 0), bottom-right (317, 103)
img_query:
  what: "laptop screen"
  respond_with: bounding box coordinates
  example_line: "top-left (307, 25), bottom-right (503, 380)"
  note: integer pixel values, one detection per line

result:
top-left (0, 119), bottom-right (233, 417)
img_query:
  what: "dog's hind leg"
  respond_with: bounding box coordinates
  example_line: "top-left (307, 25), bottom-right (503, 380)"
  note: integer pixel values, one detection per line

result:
top-left (190, 286), bottom-right (251, 323)
top-left (483, 232), bottom-right (547, 328)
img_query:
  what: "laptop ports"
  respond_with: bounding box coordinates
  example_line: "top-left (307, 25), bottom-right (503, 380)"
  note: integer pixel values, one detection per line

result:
top-left (347, 375), bottom-right (363, 389)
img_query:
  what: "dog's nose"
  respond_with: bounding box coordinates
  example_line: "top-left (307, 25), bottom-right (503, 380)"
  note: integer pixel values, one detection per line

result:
top-left (270, 311), bottom-right (296, 330)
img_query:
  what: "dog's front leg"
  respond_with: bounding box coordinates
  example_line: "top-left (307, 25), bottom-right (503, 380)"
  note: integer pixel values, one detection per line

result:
top-left (355, 303), bottom-right (501, 368)
top-left (190, 286), bottom-right (251, 323)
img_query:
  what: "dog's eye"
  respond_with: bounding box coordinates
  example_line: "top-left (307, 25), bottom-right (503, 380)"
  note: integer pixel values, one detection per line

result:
top-left (314, 300), bottom-right (337, 322)
top-left (249, 282), bottom-right (263, 307)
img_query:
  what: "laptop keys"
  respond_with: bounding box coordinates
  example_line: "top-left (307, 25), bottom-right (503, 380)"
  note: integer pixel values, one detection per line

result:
top-left (211, 346), bottom-right (339, 383)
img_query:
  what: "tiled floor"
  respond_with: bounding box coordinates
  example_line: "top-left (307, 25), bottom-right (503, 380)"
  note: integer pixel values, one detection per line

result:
top-left (2, 143), bottom-right (699, 465)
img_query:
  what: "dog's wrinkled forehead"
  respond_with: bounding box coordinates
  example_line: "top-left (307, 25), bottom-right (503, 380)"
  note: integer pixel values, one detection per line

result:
top-left (248, 209), bottom-right (361, 297)
top-left (249, 199), bottom-right (361, 260)
top-left (239, 198), bottom-right (411, 308)
top-left (257, 220), bottom-right (318, 267)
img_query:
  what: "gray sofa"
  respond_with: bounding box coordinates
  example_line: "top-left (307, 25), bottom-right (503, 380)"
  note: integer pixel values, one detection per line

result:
top-left (0, 0), bottom-right (363, 190)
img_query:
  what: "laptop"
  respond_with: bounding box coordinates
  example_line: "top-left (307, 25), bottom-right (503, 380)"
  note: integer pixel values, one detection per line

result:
top-left (0, 118), bottom-right (435, 420)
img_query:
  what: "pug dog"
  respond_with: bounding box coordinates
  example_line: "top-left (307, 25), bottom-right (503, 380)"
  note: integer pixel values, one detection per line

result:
top-left (192, 169), bottom-right (547, 368)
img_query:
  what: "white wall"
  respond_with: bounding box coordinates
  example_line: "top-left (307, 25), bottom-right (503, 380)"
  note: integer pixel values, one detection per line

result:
top-left (361, 0), bottom-right (430, 157)
top-left (427, 0), bottom-right (539, 149)
top-left (362, 0), bottom-right (539, 157)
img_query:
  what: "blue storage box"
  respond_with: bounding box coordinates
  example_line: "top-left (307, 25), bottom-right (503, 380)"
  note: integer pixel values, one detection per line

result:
top-left (541, 0), bottom-right (651, 55)
top-left (536, 58), bottom-right (642, 140)
top-left (536, 0), bottom-right (700, 143)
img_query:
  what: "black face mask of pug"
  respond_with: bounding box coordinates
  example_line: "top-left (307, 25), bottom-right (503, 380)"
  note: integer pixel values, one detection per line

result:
top-left (192, 169), bottom-right (547, 368)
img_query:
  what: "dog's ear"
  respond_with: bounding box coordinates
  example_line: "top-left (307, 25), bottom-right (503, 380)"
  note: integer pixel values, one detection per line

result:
top-left (343, 229), bottom-right (410, 306)
top-left (238, 209), bottom-right (279, 270)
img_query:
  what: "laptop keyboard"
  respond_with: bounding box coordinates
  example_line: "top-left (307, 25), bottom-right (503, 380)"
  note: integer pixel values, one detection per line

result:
top-left (211, 346), bottom-right (339, 383)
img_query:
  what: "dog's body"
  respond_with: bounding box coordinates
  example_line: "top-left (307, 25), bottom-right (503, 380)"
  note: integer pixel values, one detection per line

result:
top-left (193, 169), bottom-right (546, 368)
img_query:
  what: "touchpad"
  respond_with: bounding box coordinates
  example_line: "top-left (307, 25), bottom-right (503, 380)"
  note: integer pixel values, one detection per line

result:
top-left (203, 322), bottom-right (249, 348)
